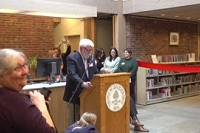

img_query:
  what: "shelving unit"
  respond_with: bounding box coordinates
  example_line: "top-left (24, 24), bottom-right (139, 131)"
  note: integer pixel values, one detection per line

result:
top-left (136, 61), bottom-right (200, 105)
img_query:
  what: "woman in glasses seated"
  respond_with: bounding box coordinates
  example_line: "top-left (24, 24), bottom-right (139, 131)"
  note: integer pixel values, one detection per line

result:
top-left (0, 48), bottom-right (56, 133)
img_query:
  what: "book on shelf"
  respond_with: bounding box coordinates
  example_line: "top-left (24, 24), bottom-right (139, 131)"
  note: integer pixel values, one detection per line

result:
top-left (187, 53), bottom-right (195, 62)
top-left (151, 55), bottom-right (158, 63)
top-left (146, 68), bottom-right (158, 76)
top-left (156, 53), bottom-right (195, 63)
top-left (146, 91), bottom-right (152, 101)
top-left (146, 79), bottom-right (155, 89)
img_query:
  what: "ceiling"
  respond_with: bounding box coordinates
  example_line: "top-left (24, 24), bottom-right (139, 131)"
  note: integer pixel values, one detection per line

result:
top-left (0, 0), bottom-right (97, 18)
top-left (131, 4), bottom-right (200, 22)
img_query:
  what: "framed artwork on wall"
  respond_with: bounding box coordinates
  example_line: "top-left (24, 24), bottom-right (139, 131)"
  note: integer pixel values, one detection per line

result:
top-left (170, 32), bottom-right (179, 45)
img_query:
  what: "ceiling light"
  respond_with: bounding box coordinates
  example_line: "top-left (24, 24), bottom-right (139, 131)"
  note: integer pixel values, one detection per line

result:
top-left (186, 17), bottom-right (191, 19)
top-left (24, 11), bottom-right (86, 18)
top-left (0, 9), bottom-right (21, 13)
top-left (161, 14), bottom-right (165, 17)
top-left (0, 0), bottom-right (97, 18)
top-left (112, 0), bottom-right (130, 1)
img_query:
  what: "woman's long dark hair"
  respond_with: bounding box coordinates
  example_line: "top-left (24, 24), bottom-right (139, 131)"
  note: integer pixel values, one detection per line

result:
top-left (109, 47), bottom-right (119, 62)
top-left (95, 47), bottom-right (106, 61)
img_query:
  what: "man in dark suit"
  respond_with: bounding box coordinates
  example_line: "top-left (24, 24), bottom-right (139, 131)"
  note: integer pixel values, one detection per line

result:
top-left (63, 38), bottom-right (99, 126)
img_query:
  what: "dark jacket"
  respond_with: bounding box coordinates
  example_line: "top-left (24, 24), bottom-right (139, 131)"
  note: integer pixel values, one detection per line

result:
top-left (62, 45), bottom-right (71, 75)
top-left (63, 51), bottom-right (99, 105)
top-left (65, 123), bottom-right (98, 133)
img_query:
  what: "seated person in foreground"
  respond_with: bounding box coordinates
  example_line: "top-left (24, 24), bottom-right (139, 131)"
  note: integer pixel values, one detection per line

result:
top-left (0, 48), bottom-right (55, 133)
top-left (65, 112), bottom-right (99, 133)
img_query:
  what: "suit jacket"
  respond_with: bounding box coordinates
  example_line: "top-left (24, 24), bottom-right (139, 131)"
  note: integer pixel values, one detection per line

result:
top-left (63, 51), bottom-right (99, 105)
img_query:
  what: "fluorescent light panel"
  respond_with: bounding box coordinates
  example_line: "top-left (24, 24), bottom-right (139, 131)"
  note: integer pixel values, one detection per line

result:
top-left (0, 0), bottom-right (97, 18)
top-left (0, 9), bottom-right (21, 13)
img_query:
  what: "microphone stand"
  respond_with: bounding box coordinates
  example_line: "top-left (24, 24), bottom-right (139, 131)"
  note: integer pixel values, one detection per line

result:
top-left (67, 55), bottom-right (93, 122)
top-left (67, 70), bottom-right (86, 122)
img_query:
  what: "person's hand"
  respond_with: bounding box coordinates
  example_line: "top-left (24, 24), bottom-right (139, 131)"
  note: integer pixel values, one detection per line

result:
top-left (29, 90), bottom-right (55, 128)
top-left (29, 90), bottom-right (46, 107)
top-left (101, 68), bottom-right (110, 74)
top-left (104, 68), bottom-right (110, 73)
top-left (58, 42), bottom-right (62, 47)
top-left (66, 40), bottom-right (70, 46)
top-left (82, 82), bottom-right (93, 89)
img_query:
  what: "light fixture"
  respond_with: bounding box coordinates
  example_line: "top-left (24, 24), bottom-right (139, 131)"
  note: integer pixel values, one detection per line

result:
top-left (0, 9), bottom-right (21, 13)
top-left (22, 11), bottom-right (89, 18)
top-left (112, 0), bottom-right (130, 1)
top-left (161, 14), bottom-right (165, 17)
top-left (0, 0), bottom-right (97, 18)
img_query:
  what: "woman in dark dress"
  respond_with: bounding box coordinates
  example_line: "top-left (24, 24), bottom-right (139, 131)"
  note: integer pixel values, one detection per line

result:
top-left (94, 47), bottom-right (106, 72)
top-left (60, 39), bottom-right (71, 76)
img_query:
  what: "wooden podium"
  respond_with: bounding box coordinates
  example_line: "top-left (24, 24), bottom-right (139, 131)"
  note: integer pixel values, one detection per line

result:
top-left (80, 73), bottom-right (130, 133)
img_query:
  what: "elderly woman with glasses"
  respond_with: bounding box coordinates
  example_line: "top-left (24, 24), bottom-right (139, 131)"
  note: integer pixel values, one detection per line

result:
top-left (0, 48), bottom-right (56, 133)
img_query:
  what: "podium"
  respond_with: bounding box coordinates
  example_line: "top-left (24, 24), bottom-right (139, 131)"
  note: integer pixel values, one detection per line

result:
top-left (80, 73), bottom-right (130, 133)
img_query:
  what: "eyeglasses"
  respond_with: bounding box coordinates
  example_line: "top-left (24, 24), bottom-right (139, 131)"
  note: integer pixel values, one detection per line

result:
top-left (14, 62), bottom-right (29, 71)
top-left (84, 47), bottom-right (92, 53)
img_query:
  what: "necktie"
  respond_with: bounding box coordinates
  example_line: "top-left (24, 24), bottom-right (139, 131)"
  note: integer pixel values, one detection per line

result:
top-left (84, 59), bottom-right (89, 78)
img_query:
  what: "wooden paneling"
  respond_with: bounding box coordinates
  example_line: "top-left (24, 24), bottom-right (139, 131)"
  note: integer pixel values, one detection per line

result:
top-left (80, 73), bottom-right (130, 133)
top-left (22, 86), bottom-right (67, 133)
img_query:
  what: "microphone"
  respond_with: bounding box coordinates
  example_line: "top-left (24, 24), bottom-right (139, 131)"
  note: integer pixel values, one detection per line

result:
top-left (27, 73), bottom-right (31, 82)
top-left (89, 55), bottom-right (94, 65)
top-left (91, 54), bottom-right (94, 61)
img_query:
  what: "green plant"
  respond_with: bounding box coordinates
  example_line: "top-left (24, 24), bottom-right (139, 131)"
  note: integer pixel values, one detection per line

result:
top-left (28, 55), bottom-right (38, 70)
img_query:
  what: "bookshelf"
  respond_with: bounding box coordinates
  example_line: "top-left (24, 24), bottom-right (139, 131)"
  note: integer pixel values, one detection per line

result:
top-left (136, 62), bottom-right (200, 105)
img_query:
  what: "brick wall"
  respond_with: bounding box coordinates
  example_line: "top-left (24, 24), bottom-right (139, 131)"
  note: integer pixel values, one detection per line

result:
top-left (126, 16), bottom-right (198, 62)
top-left (0, 13), bottom-right (54, 58)
top-left (1, 14), bottom-right (198, 62)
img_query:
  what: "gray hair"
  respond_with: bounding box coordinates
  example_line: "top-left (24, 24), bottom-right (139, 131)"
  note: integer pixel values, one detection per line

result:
top-left (0, 49), bottom-right (27, 75)
top-left (79, 38), bottom-right (94, 49)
